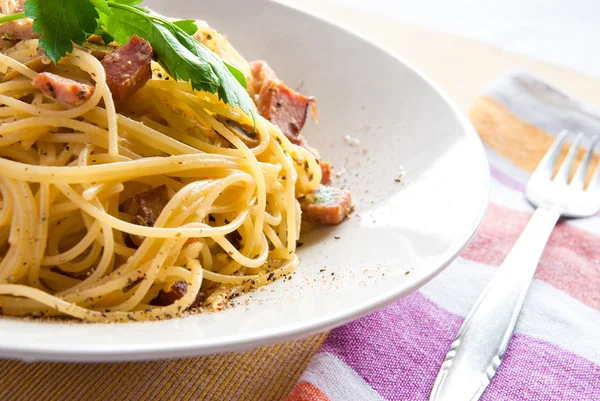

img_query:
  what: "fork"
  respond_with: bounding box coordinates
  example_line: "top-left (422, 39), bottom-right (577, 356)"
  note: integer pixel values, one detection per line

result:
top-left (429, 131), bottom-right (600, 401)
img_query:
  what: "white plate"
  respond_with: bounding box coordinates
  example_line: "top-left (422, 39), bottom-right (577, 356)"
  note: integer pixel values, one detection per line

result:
top-left (0, 0), bottom-right (489, 361)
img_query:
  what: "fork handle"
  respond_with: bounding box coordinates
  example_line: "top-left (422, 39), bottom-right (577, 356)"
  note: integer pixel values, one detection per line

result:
top-left (429, 206), bottom-right (560, 401)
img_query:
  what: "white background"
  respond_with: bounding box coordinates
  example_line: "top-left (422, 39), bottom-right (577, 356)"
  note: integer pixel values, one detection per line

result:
top-left (331, 0), bottom-right (598, 78)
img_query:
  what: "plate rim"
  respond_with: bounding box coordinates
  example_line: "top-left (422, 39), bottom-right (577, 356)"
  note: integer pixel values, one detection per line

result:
top-left (0, 0), bottom-right (490, 362)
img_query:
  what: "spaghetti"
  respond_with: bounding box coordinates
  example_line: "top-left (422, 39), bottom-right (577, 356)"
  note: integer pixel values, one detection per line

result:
top-left (0, 23), bottom-right (323, 322)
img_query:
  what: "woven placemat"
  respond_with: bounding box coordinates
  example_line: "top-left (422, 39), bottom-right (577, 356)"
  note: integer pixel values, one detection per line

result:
top-left (0, 333), bottom-right (327, 401)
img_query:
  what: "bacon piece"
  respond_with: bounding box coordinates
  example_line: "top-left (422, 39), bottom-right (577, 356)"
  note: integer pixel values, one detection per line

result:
top-left (31, 72), bottom-right (94, 106)
top-left (249, 61), bottom-right (351, 219)
top-left (151, 281), bottom-right (187, 307)
top-left (299, 185), bottom-right (353, 225)
top-left (319, 160), bottom-right (332, 185)
top-left (151, 281), bottom-right (206, 309)
top-left (0, 20), bottom-right (36, 50)
top-left (250, 60), bottom-right (314, 145)
top-left (250, 61), bottom-right (335, 185)
top-left (0, 0), bottom-right (36, 50)
top-left (101, 35), bottom-right (153, 101)
top-left (125, 185), bottom-right (173, 247)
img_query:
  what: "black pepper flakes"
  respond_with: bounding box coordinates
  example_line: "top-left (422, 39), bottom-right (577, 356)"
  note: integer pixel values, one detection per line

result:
top-left (122, 276), bottom-right (143, 293)
top-left (76, 89), bottom-right (88, 100)
top-left (45, 82), bottom-right (56, 98)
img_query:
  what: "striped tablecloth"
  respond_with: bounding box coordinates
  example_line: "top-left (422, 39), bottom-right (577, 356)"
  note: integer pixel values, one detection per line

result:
top-left (2, 72), bottom-right (600, 401)
top-left (286, 71), bottom-right (600, 401)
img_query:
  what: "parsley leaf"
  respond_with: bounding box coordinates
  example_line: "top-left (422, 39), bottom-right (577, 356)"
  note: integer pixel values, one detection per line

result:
top-left (98, 6), bottom-right (150, 43)
top-left (94, 25), bottom-right (114, 44)
top-left (172, 20), bottom-right (199, 36)
top-left (24, 0), bottom-right (100, 63)
top-left (100, 7), bottom-right (219, 93)
top-left (102, 3), bottom-right (254, 120)
top-left (89, 0), bottom-right (111, 17)
top-left (13, 0), bottom-right (256, 120)
top-left (152, 22), bottom-right (220, 93)
top-left (171, 27), bottom-right (254, 118)
top-left (225, 62), bottom-right (248, 89)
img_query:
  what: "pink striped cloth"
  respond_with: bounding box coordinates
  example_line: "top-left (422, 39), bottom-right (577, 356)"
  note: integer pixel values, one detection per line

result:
top-left (285, 72), bottom-right (600, 401)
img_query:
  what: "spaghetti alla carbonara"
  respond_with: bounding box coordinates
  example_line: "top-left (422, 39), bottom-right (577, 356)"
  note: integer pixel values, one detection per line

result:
top-left (0, 1), bottom-right (352, 322)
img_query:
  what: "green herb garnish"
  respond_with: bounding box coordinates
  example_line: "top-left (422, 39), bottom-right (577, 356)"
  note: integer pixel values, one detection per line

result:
top-left (0, 0), bottom-right (255, 120)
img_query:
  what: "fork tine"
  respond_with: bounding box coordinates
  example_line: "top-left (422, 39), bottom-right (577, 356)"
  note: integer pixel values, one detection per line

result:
top-left (587, 142), bottom-right (600, 192)
top-left (531, 130), bottom-right (570, 180)
top-left (572, 136), bottom-right (598, 189)
top-left (555, 132), bottom-right (584, 183)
